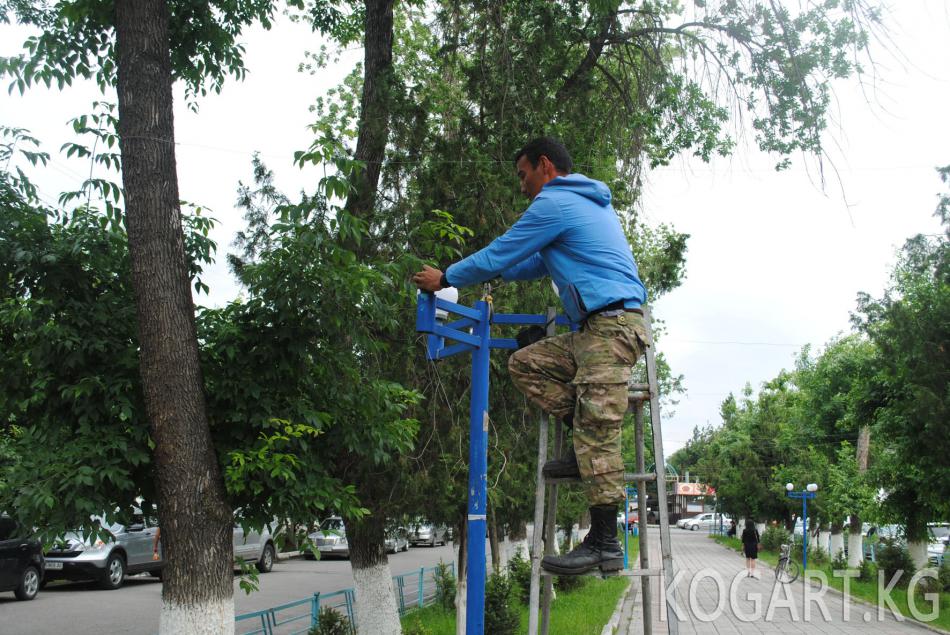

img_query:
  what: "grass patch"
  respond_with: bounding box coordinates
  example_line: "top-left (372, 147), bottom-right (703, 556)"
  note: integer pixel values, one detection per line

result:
top-left (401, 576), bottom-right (629, 635)
top-left (709, 534), bottom-right (950, 631)
top-left (401, 534), bottom-right (641, 635)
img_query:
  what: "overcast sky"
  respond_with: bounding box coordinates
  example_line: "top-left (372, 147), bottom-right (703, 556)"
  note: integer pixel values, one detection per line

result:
top-left (2, 2), bottom-right (948, 463)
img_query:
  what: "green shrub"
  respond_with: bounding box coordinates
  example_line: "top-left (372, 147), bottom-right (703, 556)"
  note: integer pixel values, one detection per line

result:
top-left (484, 572), bottom-right (519, 635)
top-left (940, 558), bottom-right (950, 592)
top-left (402, 617), bottom-right (432, 635)
top-left (433, 560), bottom-right (457, 612)
top-left (555, 573), bottom-right (587, 593)
top-left (791, 536), bottom-right (805, 562)
top-left (858, 558), bottom-right (876, 582)
top-left (506, 551), bottom-right (531, 604)
top-left (875, 539), bottom-right (915, 587)
top-left (831, 549), bottom-right (848, 571)
top-left (761, 526), bottom-right (790, 552)
top-left (308, 606), bottom-right (353, 635)
top-left (809, 545), bottom-right (829, 566)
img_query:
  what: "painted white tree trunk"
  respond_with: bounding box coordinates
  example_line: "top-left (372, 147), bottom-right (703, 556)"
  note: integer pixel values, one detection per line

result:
top-left (907, 540), bottom-right (929, 571)
top-left (352, 563), bottom-right (401, 635)
top-left (159, 598), bottom-right (234, 635)
top-left (829, 531), bottom-right (845, 561)
top-left (847, 533), bottom-right (864, 567)
top-left (818, 530), bottom-right (831, 554)
top-left (455, 577), bottom-right (467, 635)
top-left (755, 522), bottom-right (767, 536)
top-left (505, 535), bottom-right (528, 563)
top-left (455, 541), bottom-right (466, 635)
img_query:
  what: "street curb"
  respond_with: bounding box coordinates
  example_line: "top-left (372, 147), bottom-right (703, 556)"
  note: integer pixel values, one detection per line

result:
top-left (603, 577), bottom-right (634, 635)
top-left (709, 538), bottom-right (949, 635)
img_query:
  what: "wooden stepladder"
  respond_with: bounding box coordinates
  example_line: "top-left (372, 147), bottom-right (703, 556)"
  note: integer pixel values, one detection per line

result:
top-left (526, 306), bottom-right (679, 635)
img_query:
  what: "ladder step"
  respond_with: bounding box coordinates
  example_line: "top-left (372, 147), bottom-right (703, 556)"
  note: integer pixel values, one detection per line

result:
top-left (544, 471), bottom-right (656, 485)
top-left (628, 390), bottom-right (651, 402)
top-left (539, 567), bottom-right (664, 578)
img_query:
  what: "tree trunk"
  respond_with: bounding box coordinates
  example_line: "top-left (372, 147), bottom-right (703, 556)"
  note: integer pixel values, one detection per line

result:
top-left (343, 0), bottom-right (395, 249)
top-left (114, 1), bottom-right (234, 632)
top-left (454, 518), bottom-right (467, 635)
top-left (848, 425), bottom-right (871, 567)
top-left (488, 509), bottom-right (500, 573)
top-left (345, 512), bottom-right (400, 635)
top-left (830, 523), bottom-right (845, 561)
top-left (907, 540), bottom-right (929, 571)
top-left (507, 520), bottom-right (528, 562)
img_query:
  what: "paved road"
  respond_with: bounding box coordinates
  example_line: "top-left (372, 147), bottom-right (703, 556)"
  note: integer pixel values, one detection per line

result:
top-left (0, 544), bottom-right (458, 635)
top-left (618, 529), bottom-right (938, 634)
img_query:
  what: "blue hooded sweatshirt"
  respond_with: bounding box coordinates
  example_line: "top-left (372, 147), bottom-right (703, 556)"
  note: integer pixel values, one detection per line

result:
top-left (445, 173), bottom-right (647, 322)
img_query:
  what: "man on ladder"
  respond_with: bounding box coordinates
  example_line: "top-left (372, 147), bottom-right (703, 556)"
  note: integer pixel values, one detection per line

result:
top-left (413, 136), bottom-right (649, 576)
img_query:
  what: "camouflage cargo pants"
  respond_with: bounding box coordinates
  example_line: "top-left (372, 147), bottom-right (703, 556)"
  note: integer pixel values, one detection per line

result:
top-left (508, 312), bottom-right (649, 506)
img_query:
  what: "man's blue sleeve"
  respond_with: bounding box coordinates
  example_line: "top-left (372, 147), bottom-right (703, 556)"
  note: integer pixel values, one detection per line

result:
top-left (501, 253), bottom-right (548, 281)
top-left (445, 197), bottom-right (561, 287)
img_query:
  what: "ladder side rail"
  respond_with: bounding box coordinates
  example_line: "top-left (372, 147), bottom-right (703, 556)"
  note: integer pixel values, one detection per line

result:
top-left (527, 410), bottom-right (548, 635)
top-left (635, 402), bottom-right (653, 633)
top-left (539, 308), bottom-right (559, 635)
top-left (642, 306), bottom-right (679, 634)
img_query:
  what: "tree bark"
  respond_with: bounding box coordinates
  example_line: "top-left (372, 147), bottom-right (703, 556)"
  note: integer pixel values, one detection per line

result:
top-left (343, 0), bottom-right (395, 249)
top-left (488, 509), bottom-right (500, 573)
top-left (454, 516), bottom-right (467, 635)
top-left (345, 512), bottom-right (400, 635)
top-left (113, 1), bottom-right (233, 631)
top-left (848, 425), bottom-right (871, 567)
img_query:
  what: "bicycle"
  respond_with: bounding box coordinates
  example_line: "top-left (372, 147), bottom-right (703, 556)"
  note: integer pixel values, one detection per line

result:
top-left (774, 543), bottom-right (801, 583)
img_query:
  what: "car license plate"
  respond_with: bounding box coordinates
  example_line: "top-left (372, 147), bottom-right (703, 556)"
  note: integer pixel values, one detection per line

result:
top-left (45, 561), bottom-right (63, 570)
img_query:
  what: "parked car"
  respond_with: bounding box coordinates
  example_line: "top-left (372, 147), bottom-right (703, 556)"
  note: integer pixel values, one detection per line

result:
top-left (409, 523), bottom-right (448, 547)
top-left (385, 526), bottom-right (410, 554)
top-left (682, 513), bottom-right (730, 532)
top-left (233, 520), bottom-right (277, 573)
top-left (0, 514), bottom-right (43, 601)
top-left (44, 508), bottom-right (162, 590)
top-left (307, 517), bottom-right (349, 559)
top-left (927, 524), bottom-right (949, 567)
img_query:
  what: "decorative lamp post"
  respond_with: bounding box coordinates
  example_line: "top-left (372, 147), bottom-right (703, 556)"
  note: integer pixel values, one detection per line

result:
top-left (785, 483), bottom-right (818, 570)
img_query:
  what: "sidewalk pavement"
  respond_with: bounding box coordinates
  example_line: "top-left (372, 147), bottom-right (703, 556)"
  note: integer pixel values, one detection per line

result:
top-left (615, 528), bottom-right (940, 635)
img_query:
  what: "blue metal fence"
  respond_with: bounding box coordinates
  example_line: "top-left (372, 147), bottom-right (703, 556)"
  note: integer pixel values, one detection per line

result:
top-left (235, 563), bottom-right (454, 635)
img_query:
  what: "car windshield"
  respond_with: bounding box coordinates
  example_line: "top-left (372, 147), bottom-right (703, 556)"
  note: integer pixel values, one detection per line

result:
top-left (930, 526), bottom-right (949, 540)
top-left (321, 518), bottom-right (344, 532)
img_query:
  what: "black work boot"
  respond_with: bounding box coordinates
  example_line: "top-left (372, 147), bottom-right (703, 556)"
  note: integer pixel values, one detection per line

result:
top-left (542, 445), bottom-right (580, 478)
top-left (541, 504), bottom-right (624, 575)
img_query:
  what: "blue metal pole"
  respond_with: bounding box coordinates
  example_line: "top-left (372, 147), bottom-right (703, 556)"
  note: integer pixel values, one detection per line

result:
top-left (466, 300), bottom-right (491, 635)
top-left (802, 494), bottom-right (808, 571)
top-left (624, 489), bottom-right (629, 569)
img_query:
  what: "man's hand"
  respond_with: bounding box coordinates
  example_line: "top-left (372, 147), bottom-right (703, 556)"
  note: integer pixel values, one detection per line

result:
top-left (412, 265), bottom-right (444, 292)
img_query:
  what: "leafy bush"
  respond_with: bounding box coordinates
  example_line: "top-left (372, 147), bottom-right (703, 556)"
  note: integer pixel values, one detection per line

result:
top-left (402, 618), bottom-right (432, 635)
top-left (555, 573), bottom-right (587, 592)
top-left (507, 551), bottom-right (531, 604)
top-left (484, 572), bottom-right (519, 635)
top-left (831, 549), bottom-right (848, 571)
top-left (809, 545), bottom-right (829, 566)
top-left (940, 558), bottom-right (950, 592)
top-left (858, 558), bottom-right (876, 582)
top-left (433, 560), bottom-right (456, 612)
top-left (308, 606), bottom-right (353, 635)
top-left (875, 539), bottom-right (915, 587)
top-left (761, 526), bottom-right (790, 552)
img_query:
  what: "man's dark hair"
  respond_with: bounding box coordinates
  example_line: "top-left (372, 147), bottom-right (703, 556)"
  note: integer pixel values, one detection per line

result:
top-left (513, 137), bottom-right (573, 174)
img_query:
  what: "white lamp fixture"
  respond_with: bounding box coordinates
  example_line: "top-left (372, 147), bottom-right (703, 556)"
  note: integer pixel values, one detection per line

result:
top-left (418, 287), bottom-right (459, 321)
top-left (785, 483), bottom-right (794, 492)
top-left (806, 483), bottom-right (818, 492)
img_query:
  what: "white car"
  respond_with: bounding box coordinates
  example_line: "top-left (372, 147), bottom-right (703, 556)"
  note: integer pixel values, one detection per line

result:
top-left (682, 513), bottom-right (730, 531)
top-left (928, 524), bottom-right (949, 567)
top-left (44, 509), bottom-right (162, 590)
top-left (233, 520), bottom-right (277, 573)
top-left (307, 517), bottom-right (349, 559)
